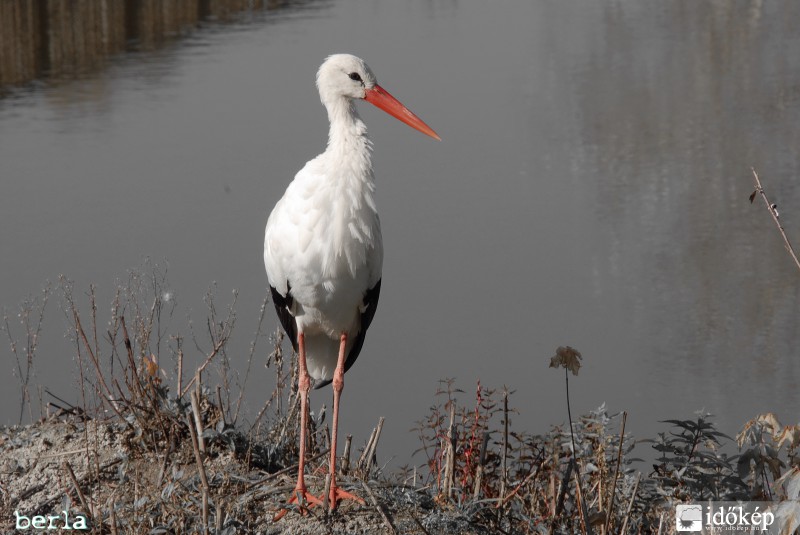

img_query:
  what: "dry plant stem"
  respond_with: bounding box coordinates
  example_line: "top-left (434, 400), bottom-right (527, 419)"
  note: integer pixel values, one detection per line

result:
top-left (180, 337), bottom-right (227, 397)
top-left (322, 474), bottom-right (331, 513)
top-left (618, 472), bottom-right (640, 535)
top-left (751, 168), bottom-right (800, 272)
top-left (186, 414), bottom-right (210, 535)
top-left (573, 459), bottom-right (593, 535)
top-left (246, 449), bottom-right (330, 490)
top-left (554, 456), bottom-right (573, 518)
top-left (233, 294), bottom-right (270, 424)
top-left (28, 458), bottom-right (122, 518)
top-left (442, 404), bottom-right (456, 499)
top-left (359, 417), bottom-right (385, 476)
top-left (72, 311), bottom-right (125, 420)
top-left (603, 411), bottom-right (627, 534)
top-left (109, 506), bottom-right (118, 535)
top-left (563, 369), bottom-right (592, 534)
top-left (342, 434), bottom-right (353, 474)
top-left (175, 337), bottom-right (184, 399)
top-left (500, 389), bottom-right (509, 505)
top-left (216, 385), bottom-right (225, 425)
top-left (496, 454), bottom-right (544, 508)
top-left (473, 432), bottom-right (489, 500)
top-left (119, 317), bottom-right (145, 401)
top-left (361, 479), bottom-right (398, 535)
top-left (191, 390), bottom-right (206, 453)
top-left (359, 426), bottom-right (377, 473)
top-left (63, 460), bottom-right (90, 514)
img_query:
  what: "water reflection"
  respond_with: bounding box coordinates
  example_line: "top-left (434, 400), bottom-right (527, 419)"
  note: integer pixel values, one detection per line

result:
top-left (564, 1), bottom-right (800, 407)
top-left (1, 0), bottom-right (799, 466)
top-left (0, 0), bottom-right (300, 90)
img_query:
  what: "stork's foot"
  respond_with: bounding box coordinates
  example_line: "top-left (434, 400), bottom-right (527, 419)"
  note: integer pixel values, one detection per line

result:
top-left (273, 486), bottom-right (324, 521)
top-left (327, 482), bottom-right (366, 513)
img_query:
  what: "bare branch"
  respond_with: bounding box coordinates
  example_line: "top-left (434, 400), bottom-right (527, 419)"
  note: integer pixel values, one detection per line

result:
top-left (750, 168), bottom-right (800, 273)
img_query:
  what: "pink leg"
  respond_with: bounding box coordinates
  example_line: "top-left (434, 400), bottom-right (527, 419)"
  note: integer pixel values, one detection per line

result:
top-left (274, 333), bottom-right (323, 521)
top-left (327, 333), bottom-right (365, 511)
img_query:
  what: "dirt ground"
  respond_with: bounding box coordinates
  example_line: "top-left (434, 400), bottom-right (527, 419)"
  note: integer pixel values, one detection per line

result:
top-left (1, 419), bottom-right (499, 534)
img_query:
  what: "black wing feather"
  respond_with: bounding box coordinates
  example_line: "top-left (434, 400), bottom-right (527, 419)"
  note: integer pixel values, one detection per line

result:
top-left (270, 283), bottom-right (298, 352)
top-left (314, 278), bottom-right (381, 389)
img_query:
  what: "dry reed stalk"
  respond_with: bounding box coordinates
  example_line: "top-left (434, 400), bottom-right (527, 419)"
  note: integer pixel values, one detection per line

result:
top-left (442, 405), bottom-right (456, 499)
top-left (176, 337), bottom-right (184, 400)
top-left (191, 389), bottom-right (206, 454)
top-left (472, 431), bottom-right (489, 500)
top-left (186, 414), bottom-right (210, 534)
top-left (322, 473), bottom-right (331, 513)
top-left (498, 389), bottom-right (509, 509)
top-left (358, 416), bottom-right (385, 475)
top-left (62, 460), bottom-right (90, 514)
top-left (342, 434), bottom-right (353, 474)
top-left (215, 498), bottom-right (223, 532)
top-left (618, 473), bottom-right (640, 534)
top-left (216, 384), bottom-right (225, 425)
top-left (603, 411), bottom-right (627, 534)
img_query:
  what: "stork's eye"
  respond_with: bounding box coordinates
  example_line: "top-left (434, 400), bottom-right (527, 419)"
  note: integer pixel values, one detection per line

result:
top-left (349, 72), bottom-right (363, 82)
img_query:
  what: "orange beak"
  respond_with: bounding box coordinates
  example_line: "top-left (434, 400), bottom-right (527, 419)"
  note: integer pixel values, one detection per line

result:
top-left (364, 84), bottom-right (441, 141)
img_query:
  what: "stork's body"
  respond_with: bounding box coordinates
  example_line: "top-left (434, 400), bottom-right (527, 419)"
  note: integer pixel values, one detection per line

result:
top-left (264, 54), bottom-right (439, 517)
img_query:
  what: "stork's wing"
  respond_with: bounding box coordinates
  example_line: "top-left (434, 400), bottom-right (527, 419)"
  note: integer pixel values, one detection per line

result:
top-left (270, 283), bottom-right (298, 352)
top-left (314, 278), bottom-right (381, 389)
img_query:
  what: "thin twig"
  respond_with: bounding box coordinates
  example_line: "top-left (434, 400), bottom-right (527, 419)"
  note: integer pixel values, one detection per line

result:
top-left (496, 451), bottom-right (545, 508)
top-left (361, 479), bottom-right (398, 535)
top-left (342, 434), bottom-right (353, 475)
top-left (63, 460), bottom-right (90, 513)
top-left (180, 338), bottom-right (227, 398)
top-left (411, 513), bottom-right (433, 535)
top-left (750, 168), bottom-right (800, 272)
top-left (246, 449), bottom-right (330, 489)
top-left (73, 311), bottom-right (125, 420)
top-left (603, 411), bottom-right (627, 533)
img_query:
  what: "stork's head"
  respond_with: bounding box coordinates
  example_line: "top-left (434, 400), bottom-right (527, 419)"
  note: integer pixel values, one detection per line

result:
top-left (316, 54), bottom-right (440, 141)
top-left (317, 54), bottom-right (377, 100)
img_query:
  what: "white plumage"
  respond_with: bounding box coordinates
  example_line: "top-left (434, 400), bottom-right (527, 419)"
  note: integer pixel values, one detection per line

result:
top-left (264, 56), bottom-right (384, 382)
top-left (265, 54), bottom-right (439, 517)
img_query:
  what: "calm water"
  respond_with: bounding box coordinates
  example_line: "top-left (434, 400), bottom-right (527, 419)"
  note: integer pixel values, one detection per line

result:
top-left (2, 0), bottom-right (799, 468)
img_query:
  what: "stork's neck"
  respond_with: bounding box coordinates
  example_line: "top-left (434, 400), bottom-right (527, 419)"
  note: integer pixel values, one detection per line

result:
top-left (323, 96), bottom-right (373, 169)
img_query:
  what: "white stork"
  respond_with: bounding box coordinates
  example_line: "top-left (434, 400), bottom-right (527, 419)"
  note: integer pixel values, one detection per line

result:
top-left (264, 54), bottom-right (439, 516)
